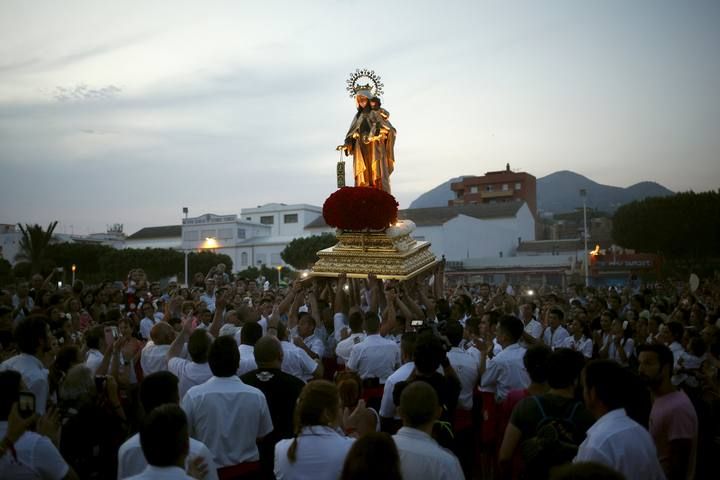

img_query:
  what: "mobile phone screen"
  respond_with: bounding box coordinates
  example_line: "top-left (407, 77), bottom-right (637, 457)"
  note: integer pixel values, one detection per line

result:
top-left (18, 392), bottom-right (36, 417)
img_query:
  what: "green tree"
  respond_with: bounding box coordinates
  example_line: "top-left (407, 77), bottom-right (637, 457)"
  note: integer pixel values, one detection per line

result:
top-left (15, 221), bottom-right (58, 274)
top-left (280, 233), bottom-right (337, 270)
top-left (612, 190), bottom-right (720, 273)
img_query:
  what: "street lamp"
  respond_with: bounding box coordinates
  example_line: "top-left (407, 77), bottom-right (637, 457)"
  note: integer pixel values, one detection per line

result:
top-left (185, 237), bottom-right (218, 288)
top-left (71, 264), bottom-right (76, 285)
top-left (276, 265), bottom-right (282, 286)
top-left (580, 189), bottom-right (589, 287)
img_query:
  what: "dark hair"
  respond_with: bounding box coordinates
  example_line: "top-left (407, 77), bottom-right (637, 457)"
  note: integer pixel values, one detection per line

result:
top-left (413, 333), bottom-right (445, 374)
top-left (549, 308), bottom-right (565, 321)
top-left (400, 331), bottom-right (417, 359)
top-left (288, 381), bottom-right (340, 462)
top-left (0, 370), bottom-right (22, 420)
top-left (340, 432), bottom-right (402, 480)
top-left (85, 325), bottom-right (104, 350)
top-left (14, 316), bottom-right (49, 354)
top-left (140, 371), bottom-right (180, 413)
top-left (208, 335), bottom-right (239, 377)
top-left (637, 343), bottom-right (674, 375)
top-left (240, 322), bottom-right (263, 346)
top-left (582, 360), bottom-right (627, 411)
top-left (497, 315), bottom-right (524, 342)
top-left (187, 329), bottom-right (212, 364)
top-left (667, 321), bottom-right (684, 341)
top-left (465, 316), bottom-right (481, 336)
top-left (298, 311), bottom-right (316, 328)
top-left (364, 312), bottom-right (381, 334)
top-left (139, 404), bottom-right (189, 467)
top-left (349, 311), bottom-right (364, 333)
top-left (336, 371), bottom-right (363, 409)
top-left (546, 348), bottom-right (585, 389)
top-left (399, 381), bottom-right (438, 428)
top-left (445, 321), bottom-right (464, 347)
top-left (524, 344), bottom-right (552, 384)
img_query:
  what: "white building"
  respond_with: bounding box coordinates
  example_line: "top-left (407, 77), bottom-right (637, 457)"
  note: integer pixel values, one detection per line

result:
top-left (125, 226), bottom-right (182, 250)
top-left (180, 204), bottom-right (327, 271)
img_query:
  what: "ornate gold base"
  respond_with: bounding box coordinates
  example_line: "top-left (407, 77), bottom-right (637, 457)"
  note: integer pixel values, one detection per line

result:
top-left (311, 221), bottom-right (437, 280)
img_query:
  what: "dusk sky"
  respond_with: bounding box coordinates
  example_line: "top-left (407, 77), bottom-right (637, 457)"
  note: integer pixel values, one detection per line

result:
top-left (1, 0), bottom-right (719, 236)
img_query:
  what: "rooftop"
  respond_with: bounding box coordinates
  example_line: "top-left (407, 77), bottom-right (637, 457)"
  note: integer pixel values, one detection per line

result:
top-left (127, 225), bottom-right (182, 240)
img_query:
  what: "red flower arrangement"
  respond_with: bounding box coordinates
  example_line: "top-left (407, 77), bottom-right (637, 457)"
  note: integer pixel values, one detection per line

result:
top-left (323, 187), bottom-right (399, 231)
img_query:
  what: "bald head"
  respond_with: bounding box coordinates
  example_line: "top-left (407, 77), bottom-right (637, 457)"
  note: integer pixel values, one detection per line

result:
top-left (150, 322), bottom-right (175, 345)
top-left (399, 381), bottom-right (439, 430)
top-left (254, 336), bottom-right (283, 367)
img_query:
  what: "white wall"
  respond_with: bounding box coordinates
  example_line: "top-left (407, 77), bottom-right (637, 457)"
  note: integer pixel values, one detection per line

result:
top-left (124, 238), bottom-right (182, 250)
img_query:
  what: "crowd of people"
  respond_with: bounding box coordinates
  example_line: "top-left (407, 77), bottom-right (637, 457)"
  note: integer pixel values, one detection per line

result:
top-left (0, 262), bottom-right (719, 479)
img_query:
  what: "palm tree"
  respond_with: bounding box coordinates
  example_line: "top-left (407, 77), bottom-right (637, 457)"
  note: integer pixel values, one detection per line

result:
top-left (15, 221), bottom-right (58, 274)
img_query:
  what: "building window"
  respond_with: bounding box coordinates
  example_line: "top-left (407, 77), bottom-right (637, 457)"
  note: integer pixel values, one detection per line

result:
top-left (240, 252), bottom-right (248, 266)
top-left (502, 184), bottom-right (509, 191)
top-left (260, 216), bottom-right (274, 225)
top-left (485, 185), bottom-right (493, 192)
top-left (200, 229), bottom-right (216, 239)
top-left (183, 231), bottom-right (199, 241)
top-left (237, 228), bottom-right (246, 239)
top-left (246, 217), bottom-right (252, 221)
top-left (283, 214), bottom-right (298, 224)
top-left (469, 186), bottom-right (478, 194)
top-left (218, 228), bottom-right (233, 240)
top-left (515, 182), bottom-right (522, 190)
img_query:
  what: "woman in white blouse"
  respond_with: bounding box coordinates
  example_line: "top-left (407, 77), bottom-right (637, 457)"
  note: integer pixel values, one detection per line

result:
top-left (275, 381), bottom-right (360, 480)
top-left (607, 318), bottom-right (635, 366)
top-left (561, 318), bottom-right (593, 359)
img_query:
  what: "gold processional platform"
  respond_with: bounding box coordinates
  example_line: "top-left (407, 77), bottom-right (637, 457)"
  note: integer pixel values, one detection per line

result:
top-left (311, 220), bottom-right (437, 280)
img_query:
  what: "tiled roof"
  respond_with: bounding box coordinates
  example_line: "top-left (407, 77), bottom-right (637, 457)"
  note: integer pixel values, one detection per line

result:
top-left (127, 225), bottom-right (181, 240)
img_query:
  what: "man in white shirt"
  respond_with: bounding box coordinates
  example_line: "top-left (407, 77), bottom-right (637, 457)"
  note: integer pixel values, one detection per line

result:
top-left (237, 322), bottom-right (260, 376)
top-left (0, 369), bottom-right (77, 479)
top-left (292, 312), bottom-right (325, 360)
top-left (379, 333), bottom-right (417, 425)
top-left (141, 322), bottom-right (175, 376)
top-left (542, 308), bottom-right (570, 349)
top-left (347, 312), bottom-right (401, 383)
top-left (479, 316), bottom-right (530, 402)
top-left (335, 311), bottom-right (366, 364)
top-left (118, 371), bottom-right (217, 480)
top-left (181, 336), bottom-right (273, 470)
top-left (575, 360), bottom-right (664, 479)
top-left (199, 279), bottom-right (217, 313)
top-left (519, 302), bottom-right (543, 344)
top-left (83, 324), bottom-right (107, 376)
top-left (393, 381), bottom-right (465, 480)
top-left (167, 321), bottom-right (213, 399)
top-left (0, 316), bottom-right (49, 414)
top-left (139, 302), bottom-right (158, 340)
top-left (277, 323), bottom-right (321, 382)
top-left (445, 322), bottom-right (479, 411)
top-left (125, 404), bottom-right (196, 480)
top-left (11, 282), bottom-right (34, 324)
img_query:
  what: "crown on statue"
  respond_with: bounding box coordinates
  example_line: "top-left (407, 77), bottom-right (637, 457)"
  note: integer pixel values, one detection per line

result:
top-left (346, 68), bottom-right (384, 98)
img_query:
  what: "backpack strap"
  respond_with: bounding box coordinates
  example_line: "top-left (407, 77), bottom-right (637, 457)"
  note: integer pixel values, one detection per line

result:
top-left (531, 395), bottom-right (547, 421)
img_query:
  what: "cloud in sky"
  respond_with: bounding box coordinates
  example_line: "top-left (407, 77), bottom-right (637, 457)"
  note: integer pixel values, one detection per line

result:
top-left (0, 0), bottom-right (719, 236)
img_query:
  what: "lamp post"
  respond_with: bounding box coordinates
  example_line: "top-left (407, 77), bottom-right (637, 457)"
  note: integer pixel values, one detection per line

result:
top-left (184, 250), bottom-right (189, 287)
top-left (276, 265), bottom-right (282, 286)
top-left (71, 264), bottom-right (76, 285)
top-left (580, 189), bottom-right (589, 287)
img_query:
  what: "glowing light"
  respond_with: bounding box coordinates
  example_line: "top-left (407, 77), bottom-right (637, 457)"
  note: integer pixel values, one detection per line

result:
top-left (590, 245), bottom-right (600, 256)
top-left (527, 289), bottom-right (534, 296)
top-left (71, 264), bottom-right (76, 272)
top-left (343, 284), bottom-right (350, 291)
top-left (202, 237), bottom-right (218, 249)
top-left (301, 272), bottom-right (309, 278)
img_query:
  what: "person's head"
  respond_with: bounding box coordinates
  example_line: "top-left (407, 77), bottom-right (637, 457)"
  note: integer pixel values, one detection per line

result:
top-left (187, 329), bottom-right (212, 364)
top-left (240, 321), bottom-right (263, 346)
top-left (59, 364), bottom-right (95, 406)
top-left (208, 335), bottom-right (240, 377)
top-left (548, 308), bottom-right (564, 329)
top-left (297, 312), bottom-right (316, 338)
top-left (0, 370), bottom-right (22, 421)
top-left (52, 345), bottom-right (82, 375)
top-left (340, 432), bottom-right (402, 480)
top-left (479, 283), bottom-right (491, 298)
top-left (400, 331), bottom-right (417, 364)
top-left (364, 312), bottom-right (381, 334)
top-left (335, 371), bottom-right (363, 409)
top-left (259, 298), bottom-right (273, 318)
top-left (571, 319), bottom-right (591, 338)
top-left (30, 274), bottom-right (43, 291)
top-left (637, 344), bottom-right (674, 390)
top-left (150, 322), bottom-right (175, 345)
top-left (519, 303), bottom-right (534, 320)
top-left (198, 309), bottom-right (212, 326)
top-left (599, 310), bottom-right (615, 332)
top-left (524, 344), bottom-right (552, 385)
top-left (204, 278), bottom-right (216, 294)
top-left (355, 93), bottom-right (369, 110)
top-left (254, 336), bottom-right (283, 368)
top-left (85, 325), bottom-right (105, 351)
top-left (14, 316), bottom-right (49, 356)
top-left (348, 311), bottom-right (364, 333)
top-left (288, 380), bottom-right (341, 463)
top-left (496, 315), bottom-right (524, 347)
top-left (582, 360), bottom-right (628, 417)
top-left (139, 404), bottom-right (189, 468)
top-left (444, 321), bottom-right (464, 347)
top-left (666, 321), bottom-right (684, 344)
top-left (546, 348), bottom-right (585, 390)
top-left (413, 333), bottom-right (446, 374)
top-left (141, 302), bottom-right (155, 319)
top-left (118, 317), bottom-right (133, 338)
top-left (140, 371), bottom-right (180, 413)
top-left (368, 96), bottom-right (382, 110)
top-left (399, 381), bottom-right (440, 430)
